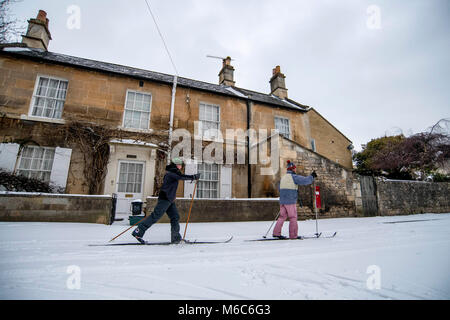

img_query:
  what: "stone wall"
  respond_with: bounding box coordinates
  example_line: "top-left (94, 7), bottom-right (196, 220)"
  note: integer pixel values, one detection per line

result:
top-left (375, 179), bottom-right (450, 216)
top-left (293, 144), bottom-right (358, 219)
top-left (0, 192), bottom-right (113, 224)
top-left (145, 197), bottom-right (280, 223)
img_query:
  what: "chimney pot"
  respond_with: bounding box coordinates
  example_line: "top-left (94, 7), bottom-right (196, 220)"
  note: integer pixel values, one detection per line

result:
top-left (37, 10), bottom-right (47, 22)
top-left (223, 56), bottom-right (232, 67)
top-left (273, 65), bottom-right (281, 76)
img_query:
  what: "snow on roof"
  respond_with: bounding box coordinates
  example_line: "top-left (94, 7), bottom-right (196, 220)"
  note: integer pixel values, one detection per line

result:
top-left (224, 86), bottom-right (249, 98)
top-left (2, 47), bottom-right (33, 52)
top-left (282, 97), bottom-right (311, 111)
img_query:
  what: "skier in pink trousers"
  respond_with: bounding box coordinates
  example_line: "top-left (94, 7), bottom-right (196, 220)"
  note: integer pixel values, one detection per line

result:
top-left (273, 160), bottom-right (317, 239)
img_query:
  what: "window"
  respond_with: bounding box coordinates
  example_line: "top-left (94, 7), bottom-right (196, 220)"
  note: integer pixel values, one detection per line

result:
top-left (199, 102), bottom-right (220, 138)
top-left (311, 139), bottom-right (316, 152)
top-left (197, 163), bottom-right (219, 198)
top-left (31, 76), bottom-right (68, 119)
top-left (275, 116), bottom-right (290, 138)
top-left (16, 146), bottom-right (55, 182)
top-left (123, 91), bottom-right (152, 130)
top-left (117, 162), bottom-right (144, 193)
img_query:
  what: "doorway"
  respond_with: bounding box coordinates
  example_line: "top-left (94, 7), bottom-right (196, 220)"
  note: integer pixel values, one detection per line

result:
top-left (115, 160), bottom-right (145, 214)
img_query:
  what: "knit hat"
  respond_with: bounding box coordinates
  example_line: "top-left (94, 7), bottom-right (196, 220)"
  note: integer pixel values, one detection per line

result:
top-left (286, 160), bottom-right (296, 171)
top-left (172, 157), bottom-right (183, 165)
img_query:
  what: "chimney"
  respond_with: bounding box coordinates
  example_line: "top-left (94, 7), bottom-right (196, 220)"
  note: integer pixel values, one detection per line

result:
top-left (21, 10), bottom-right (52, 51)
top-left (218, 56), bottom-right (235, 86)
top-left (270, 66), bottom-right (288, 99)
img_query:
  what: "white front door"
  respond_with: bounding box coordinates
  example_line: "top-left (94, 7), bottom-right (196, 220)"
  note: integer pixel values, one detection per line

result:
top-left (116, 160), bottom-right (145, 214)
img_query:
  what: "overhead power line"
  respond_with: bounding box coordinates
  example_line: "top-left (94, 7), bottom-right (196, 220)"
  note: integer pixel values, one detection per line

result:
top-left (143, 0), bottom-right (179, 76)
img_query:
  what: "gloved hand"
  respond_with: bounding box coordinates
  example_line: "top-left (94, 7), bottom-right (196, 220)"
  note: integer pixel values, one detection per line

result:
top-left (311, 171), bottom-right (317, 179)
top-left (192, 173), bottom-right (201, 181)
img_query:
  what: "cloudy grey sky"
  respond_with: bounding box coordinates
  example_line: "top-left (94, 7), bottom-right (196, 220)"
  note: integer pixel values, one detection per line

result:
top-left (8, 0), bottom-right (450, 151)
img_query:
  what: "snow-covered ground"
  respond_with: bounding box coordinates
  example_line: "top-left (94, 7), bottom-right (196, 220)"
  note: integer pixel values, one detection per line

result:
top-left (1, 213), bottom-right (449, 300)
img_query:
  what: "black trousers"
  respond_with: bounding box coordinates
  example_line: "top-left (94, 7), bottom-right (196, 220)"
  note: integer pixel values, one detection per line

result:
top-left (138, 199), bottom-right (181, 242)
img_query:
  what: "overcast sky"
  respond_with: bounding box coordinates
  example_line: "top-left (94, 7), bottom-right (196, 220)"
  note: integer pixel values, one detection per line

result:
top-left (8, 0), bottom-right (450, 151)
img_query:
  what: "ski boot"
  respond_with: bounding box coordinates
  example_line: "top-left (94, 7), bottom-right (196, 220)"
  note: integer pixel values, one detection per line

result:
top-left (171, 233), bottom-right (182, 244)
top-left (132, 227), bottom-right (146, 244)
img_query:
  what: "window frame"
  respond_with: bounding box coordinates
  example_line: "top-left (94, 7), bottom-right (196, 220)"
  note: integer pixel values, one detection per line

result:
top-left (15, 145), bottom-right (55, 183)
top-left (198, 102), bottom-right (221, 139)
top-left (196, 162), bottom-right (220, 199)
top-left (311, 139), bottom-right (316, 152)
top-left (274, 116), bottom-right (291, 139)
top-left (116, 160), bottom-right (145, 194)
top-left (29, 74), bottom-right (69, 120)
top-left (122, 89), bottom-right (153, 131)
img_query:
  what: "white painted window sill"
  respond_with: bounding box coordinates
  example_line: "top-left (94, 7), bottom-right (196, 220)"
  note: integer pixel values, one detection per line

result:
top-left (118, 127), bottom-right (154, 134)
top-left (20, 115), bottom-right (66, 124)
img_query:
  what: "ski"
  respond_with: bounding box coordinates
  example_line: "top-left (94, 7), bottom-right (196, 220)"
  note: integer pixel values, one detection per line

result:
top-left (246, 237), bottom-right (303, 242)
top-left (322, 231), bottom-right (337, 238)
top-left (89, 241), bottom-right (173, 246)
top-left (89, 236), bottom-right (233, 247)
top-left (247, 232), bottom-right (336, 242)
top-left (248, 233), bottom-right (321, 242)
top-left (186, 236), bottom-right (233, 244)
top-left (300, 232), bottom-right (322, 239)
top-left (301, 232), bottom-right (337, 239)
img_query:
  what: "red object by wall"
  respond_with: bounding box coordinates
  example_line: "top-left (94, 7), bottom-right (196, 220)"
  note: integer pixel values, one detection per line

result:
top-left (315, 186), bottom-right (321, 209)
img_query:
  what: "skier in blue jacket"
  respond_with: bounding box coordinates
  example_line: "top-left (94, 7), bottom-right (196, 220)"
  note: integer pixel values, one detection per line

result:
top-left (132, 157), bottom-right (200, 244)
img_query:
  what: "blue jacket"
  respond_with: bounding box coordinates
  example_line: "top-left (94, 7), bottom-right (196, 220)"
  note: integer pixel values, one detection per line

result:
top-left (279, 171), bottom-right (314, 205)
top-left (158, 164), bottom-right (196, 202)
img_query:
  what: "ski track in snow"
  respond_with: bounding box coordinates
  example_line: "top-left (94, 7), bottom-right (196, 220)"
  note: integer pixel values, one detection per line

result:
top-left (0, 213), bottom-right (450, 300)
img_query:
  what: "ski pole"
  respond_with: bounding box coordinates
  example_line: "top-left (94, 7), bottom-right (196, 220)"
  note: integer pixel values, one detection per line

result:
top-left (182, 180), bottom-right (198, 241)
top-left (313, 181), bottom-right (319, 237)
top-left (109, 215), bottom-right (147, 242)
top-left (262, 210), bottom-right (280, 238)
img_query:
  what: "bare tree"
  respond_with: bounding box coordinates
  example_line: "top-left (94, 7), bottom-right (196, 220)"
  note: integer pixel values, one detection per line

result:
top-left (354, 119), bottom-right (450, 180)
top-left (0, 0), bottom-right (24, 43)
top-left (429, 118), bottom-right (450, 135)
top-left (370, 120), bottom-right (450, 180)
top-left (428, 118), bottom-right (450, 147)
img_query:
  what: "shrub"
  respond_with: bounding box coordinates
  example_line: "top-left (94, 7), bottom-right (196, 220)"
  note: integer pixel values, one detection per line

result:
top-left (432, 172), bottom-right (450, 182)
top-left (0, 169), bottom-right (63, 193)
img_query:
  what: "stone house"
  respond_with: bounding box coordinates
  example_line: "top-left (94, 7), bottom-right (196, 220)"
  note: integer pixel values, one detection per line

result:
top-left (0, 11), bottom-right (353, 215)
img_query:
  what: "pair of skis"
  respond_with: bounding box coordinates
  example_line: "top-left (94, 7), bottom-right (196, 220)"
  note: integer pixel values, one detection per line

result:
top-left (90, 232), bottom-right (337, 247)
top-left (89, 236), bottom-right (234, 247)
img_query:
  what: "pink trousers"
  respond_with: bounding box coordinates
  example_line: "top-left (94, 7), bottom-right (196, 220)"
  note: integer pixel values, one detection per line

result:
top-left (273, 204), bottom-right (298, 239)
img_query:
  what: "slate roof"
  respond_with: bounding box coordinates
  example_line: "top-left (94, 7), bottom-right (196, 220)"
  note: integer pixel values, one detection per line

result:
top-left (232, 87), bottom-right (309, 111)
top-left (0, 46), bottom-right (309, 112)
